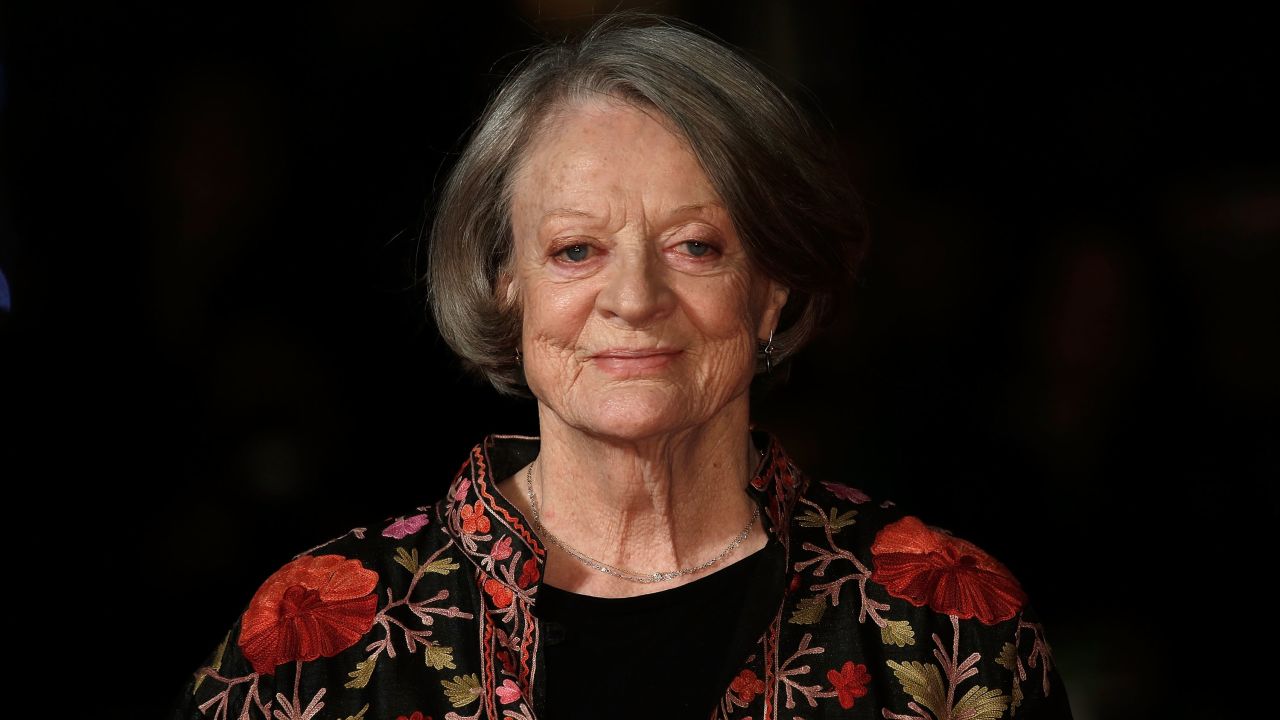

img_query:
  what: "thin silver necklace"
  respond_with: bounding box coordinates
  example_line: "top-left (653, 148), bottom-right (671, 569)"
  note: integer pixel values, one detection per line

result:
top-left (524, 460), bottom-right (761, 584)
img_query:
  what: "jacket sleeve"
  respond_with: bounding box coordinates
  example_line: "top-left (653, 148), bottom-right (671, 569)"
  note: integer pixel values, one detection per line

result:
top-left (168, 612), bottom-right (278, 720)
top-left (997, 601), bottom-right (1074, 720)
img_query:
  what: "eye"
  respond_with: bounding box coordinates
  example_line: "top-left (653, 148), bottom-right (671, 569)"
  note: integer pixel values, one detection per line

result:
top-left (679, 240), bottom-right (718, 258)
top-left (555, 244), bottom-right (592, 263)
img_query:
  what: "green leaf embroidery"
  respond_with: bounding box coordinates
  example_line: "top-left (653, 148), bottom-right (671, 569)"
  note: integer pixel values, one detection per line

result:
top-left (394, 547), bottom-right (419, 574)
top-left (344, 654), bottom-right (378, 689)
top-left (952, 684), bottom-right (1010, 720)
top-left (426, 643), bottom-right (457, 670)
top-left (1011, 678), bottom-right (1025, 716)
top-left (340, 704), bottom-right (370, 720)
top-left (423, 557), bottom-right (461, 576)
top-left (798, 509), bottom-right (828, 527)
top-left (887, 660), bottom-right (946, 720)
top-left (828, 508), bottom-right (858, 531)
top-left (788, 596), bottom-right (827, 625)
top-left (194, 631), bottom-right (231, 694)
top-left (442, 673), bottom-right (482, 708)
top-left (797, 507), bottom-right (858, 531)
top-left (996, 642), bottom-right (1018, 672)
top-left (881, 619), bottom-right (916, 647)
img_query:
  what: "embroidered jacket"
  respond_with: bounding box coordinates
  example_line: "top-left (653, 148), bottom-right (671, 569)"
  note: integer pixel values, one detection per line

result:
top-left (172, 430), bottom-right (1073, 719)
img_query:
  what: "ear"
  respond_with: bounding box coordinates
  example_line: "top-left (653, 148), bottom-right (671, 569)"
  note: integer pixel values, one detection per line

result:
top-left (496, 269), bottom-right (519, 310)
top-left (757, 279), bottom-right (790, 340)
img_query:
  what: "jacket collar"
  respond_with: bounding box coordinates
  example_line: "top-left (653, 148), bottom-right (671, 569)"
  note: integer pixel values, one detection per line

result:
top-left (441, 428), bottom-right (807, 603)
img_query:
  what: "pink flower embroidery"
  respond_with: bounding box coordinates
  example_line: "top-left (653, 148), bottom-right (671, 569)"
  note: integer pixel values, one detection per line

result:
top-left (453, 479), bottom-right (471, 501)
top-left (822, 481), bottom-right (870, 504)
top-left (490, 535), bottom-right (513, 561)
top-left (382, 514), bottom-right (430, 539)
top-left (496, 679), bottom-right (522, 704)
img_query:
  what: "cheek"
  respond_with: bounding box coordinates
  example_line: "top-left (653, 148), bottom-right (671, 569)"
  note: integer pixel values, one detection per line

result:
top-left (684, 275), bottom-right (758, 341)
top-left (522, 280), bottom-right (593, 349)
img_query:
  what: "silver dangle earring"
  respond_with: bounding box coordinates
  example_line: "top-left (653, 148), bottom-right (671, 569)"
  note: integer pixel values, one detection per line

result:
top-left (515, 348), bottom-right (522, 365)
top-left (760, 329), bottom-right (775, 375)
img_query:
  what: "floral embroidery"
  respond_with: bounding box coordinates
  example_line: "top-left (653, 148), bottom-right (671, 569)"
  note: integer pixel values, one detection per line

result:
top-left (238, 554), bottom-right (379, 675)
top-left (495, 678), bottom-right (523, 704)
top-left (382, 514), bottom-right (430, 539)
top-left (484, 577), bottom-right (515, 608)
top-left (490, 535), bottom-right (513, 561)
top-left (821, 480), bottom-right (870, 504)
top-left (730, 669), bottom-right (765, 703)
top-left (516, 558), bottom-right (539, 588)
top-left (870, 516), bottom-right (1027, 624)
top-left (826, 660), bottom-right (870, 709)
top-left (178, 432), bottom-right (1067, 720)
top-left (459, 501), bottom-right (490, 535)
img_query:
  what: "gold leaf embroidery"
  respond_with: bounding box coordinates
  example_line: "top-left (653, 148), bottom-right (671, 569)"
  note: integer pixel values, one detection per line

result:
top-left (1011, 678), bottom-right (1025, 715)
top-left (828, 508), bottom-right (859, 531)
top-left (426, 643), bottom-right (457, 670)
top-left (952, 684), bottom-right (1010, 720)
top-left (193, 630), bottom-right (230, 694)
top-left (798, 509), bottom-right (828, 527)
top-left (344, 654), bottom-right (378, 689)
top-left (887, 660), bottom-right (946, 720)
top-left (797, 507), bottom-right (858, 531)
top-left (442, 673), bottom-right (482, 707)
top-left (788, 596), bottom-right (827, 625)
top-left (881, 619), bottom-right (916, 647)
top-left (340, 704), bottom-right (370, 720)
top-left (996, 642), bottom-right (1018, 672)
top-left (394, 547), bottom-right (420, 574)
top-left (423, 558), bottom-right (461, 576)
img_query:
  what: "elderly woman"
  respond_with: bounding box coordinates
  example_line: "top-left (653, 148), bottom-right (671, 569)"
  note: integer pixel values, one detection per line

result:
top-left (172, 14), bottom-right (1072, 720)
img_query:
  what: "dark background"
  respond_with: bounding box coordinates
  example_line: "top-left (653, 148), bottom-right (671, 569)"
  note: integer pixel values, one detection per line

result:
top-left (3, 2), bottom-right (1276, 718)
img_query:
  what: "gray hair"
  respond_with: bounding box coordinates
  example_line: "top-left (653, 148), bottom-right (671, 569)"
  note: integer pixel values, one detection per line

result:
top-left (426, 13), bottom-right (868, 397)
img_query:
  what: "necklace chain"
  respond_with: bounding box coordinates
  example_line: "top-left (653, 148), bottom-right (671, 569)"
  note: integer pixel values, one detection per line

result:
top-left (524, 461), bottom-right (761, 584)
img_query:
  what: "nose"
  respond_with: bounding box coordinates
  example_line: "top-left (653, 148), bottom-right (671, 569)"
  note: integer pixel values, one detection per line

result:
top-left (595, 243), bottom-right (675, 328)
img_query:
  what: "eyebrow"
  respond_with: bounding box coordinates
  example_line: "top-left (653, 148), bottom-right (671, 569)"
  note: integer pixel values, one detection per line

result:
top-left (539, 202), bottom-right (724, 224)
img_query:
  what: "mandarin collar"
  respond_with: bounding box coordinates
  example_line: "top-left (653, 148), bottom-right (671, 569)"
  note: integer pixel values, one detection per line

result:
top-left (440, 428), bottom-right (807, 604)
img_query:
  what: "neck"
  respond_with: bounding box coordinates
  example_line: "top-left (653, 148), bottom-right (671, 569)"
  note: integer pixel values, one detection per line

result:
top-left (504, 397), bottom-right (767, 597)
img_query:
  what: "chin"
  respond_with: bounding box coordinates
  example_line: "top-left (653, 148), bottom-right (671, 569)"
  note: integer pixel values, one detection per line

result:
top-left (573, 384), bottom-right (695, 441)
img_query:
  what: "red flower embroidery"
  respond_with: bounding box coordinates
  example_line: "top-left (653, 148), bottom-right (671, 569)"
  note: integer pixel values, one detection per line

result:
top-left (484, 578), bottom-right (514, 608)
top-left (396, 712), bottom-right (432, 720)
top-left (517, 558), bottom-right (540, 588)
top-left (827, 661), bottom-right (870, 709)
top-left (460, 501), bottom-right (490, 535)
top-left (496, 649), bottom-right (516, 675)
top-left (238, 555), bottom-right (379, 675)
top-left (871, 516), bottom-right (1027, 625)
top-left (730, 669), bottom-right (765, 703)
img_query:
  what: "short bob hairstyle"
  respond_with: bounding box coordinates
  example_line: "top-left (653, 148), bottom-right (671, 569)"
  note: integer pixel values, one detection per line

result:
top-left (427, 13), bottom-right (868, 397)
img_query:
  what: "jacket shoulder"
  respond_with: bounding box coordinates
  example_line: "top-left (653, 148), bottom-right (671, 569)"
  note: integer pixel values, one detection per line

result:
top-left (786, 476), bottom-right (1074, 718)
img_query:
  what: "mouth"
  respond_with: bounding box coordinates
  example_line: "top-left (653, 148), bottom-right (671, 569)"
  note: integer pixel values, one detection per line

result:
top-left (589, 349), bottom-right (682, 376)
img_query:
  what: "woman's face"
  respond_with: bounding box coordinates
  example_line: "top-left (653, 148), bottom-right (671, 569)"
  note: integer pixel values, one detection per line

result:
top-left (504, 97), bottom-right (789, 441)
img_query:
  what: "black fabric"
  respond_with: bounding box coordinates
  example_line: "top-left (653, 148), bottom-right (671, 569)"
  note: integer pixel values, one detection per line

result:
top-left (535, 538), bottom-right (787, 720)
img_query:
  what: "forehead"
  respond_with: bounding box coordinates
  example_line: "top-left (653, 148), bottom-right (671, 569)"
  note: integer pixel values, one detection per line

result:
top-left (509, 97), bottom-right (720, 215)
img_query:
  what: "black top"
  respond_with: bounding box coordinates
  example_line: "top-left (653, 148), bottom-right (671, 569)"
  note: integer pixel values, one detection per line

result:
top-left (536, 539), bottom-right (787, 719)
